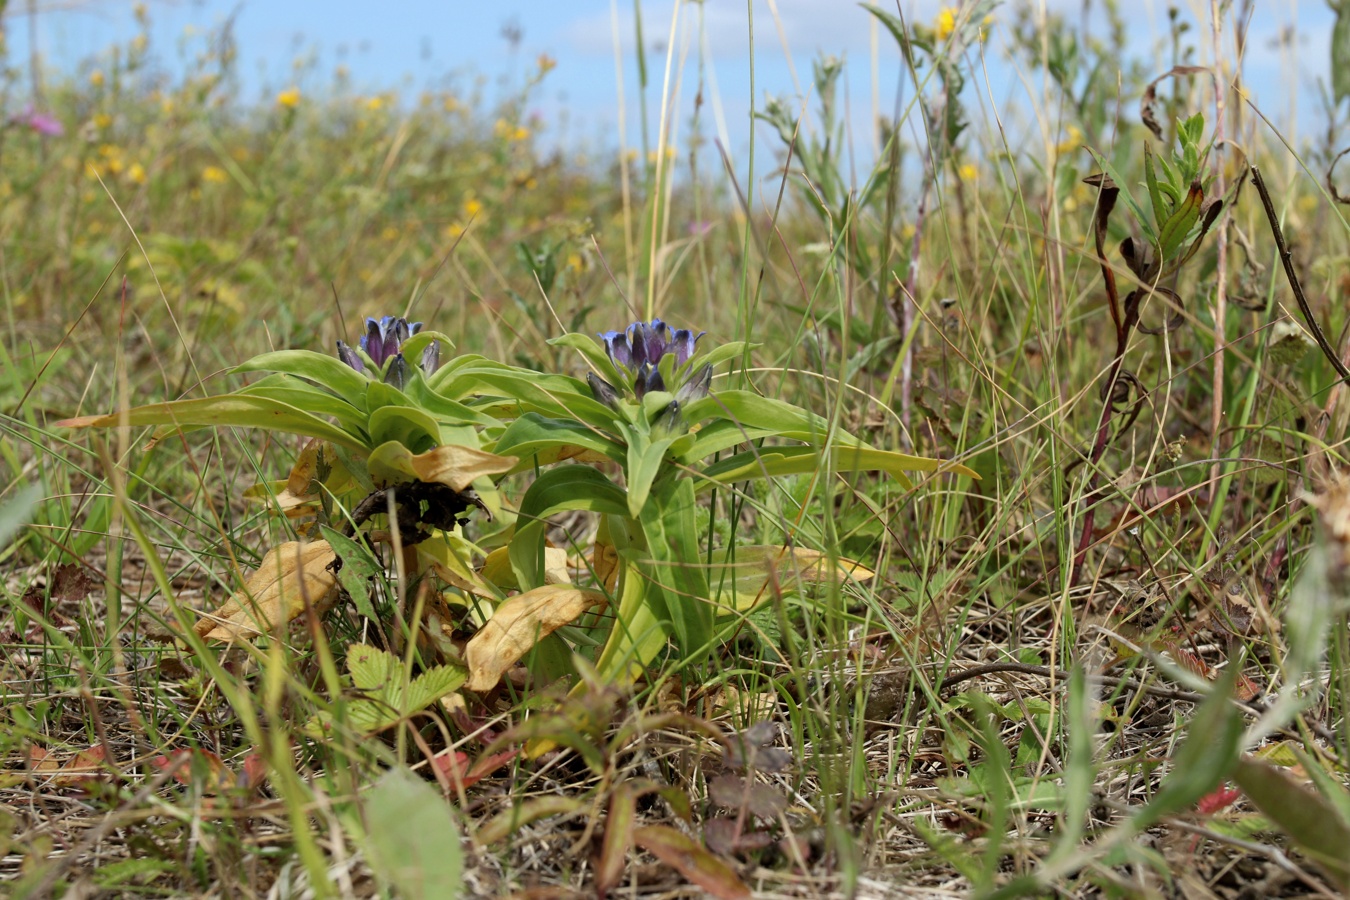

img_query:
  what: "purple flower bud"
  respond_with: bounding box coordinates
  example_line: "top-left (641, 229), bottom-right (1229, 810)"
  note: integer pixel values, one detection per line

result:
top-left (674, 363), bottom-right (712, 405)
top-left (588, 372), bottom-right (622, 411)
top-left (420, 341), bottom-right (441, 375)
top-left (599, 331), bottom-right (633, 368)
top-left (360, 318), bottom-right (387, 367)
top-left (379, 316), bottom-right (405, 366)
top-left (633, 363), bottom-right (664, 399)
top-left (383, 353), bottom-right (410, 390)
top-left (670, 329), bottom-right (705, 366)
top-left (336, 340), bottom-right (364, 372)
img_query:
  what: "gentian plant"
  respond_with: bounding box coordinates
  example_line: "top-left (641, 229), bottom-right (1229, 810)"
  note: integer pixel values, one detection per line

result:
top-left (447, 320), bottom-right (975, 695)
top-left (61, 316), bottom-right (515, 641)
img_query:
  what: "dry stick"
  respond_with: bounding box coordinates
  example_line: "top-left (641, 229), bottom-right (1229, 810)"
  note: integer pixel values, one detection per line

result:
top-left (1209, 0), bottom-right (1231, 497)
top-left (1250, 165), bottom-right (1350, 385)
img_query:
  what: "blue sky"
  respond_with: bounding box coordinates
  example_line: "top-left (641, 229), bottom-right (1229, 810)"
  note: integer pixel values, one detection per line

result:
top-left (5, 0), bottom-right (1339, 181)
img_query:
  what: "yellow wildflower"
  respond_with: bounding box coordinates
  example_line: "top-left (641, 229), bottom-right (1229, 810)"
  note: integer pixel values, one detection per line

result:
top-left (1055, 125), bottom-right (1083, 156)
top-left (94, 113), bottom-right (113, 129)
top-left (276, 87), bottom-right (301, 109)
top-left (381, 225), bottom-right (399, 241)
top-left (202, 165), bottom-right (228, 184)
top-left (443, 95), bottom-right (461, 114)
top-left (958, 162), bottom-right (978, 182)
top-left (444, 223), bottom-right (466, 240)
top-left (364, 96), bottom-right (384, 112)
top-left (90, 69), bottom-right (105, 87)
top-left (901, 223), bottom-right (917, 241)
top-left (935, 7), bottom-right (956, 41)
top-left (537, 53), bottom-right (556, 75)
top-left (463, 198), bottom-right (483, 218)
top-left (127, 162), bottom-right (147, 184)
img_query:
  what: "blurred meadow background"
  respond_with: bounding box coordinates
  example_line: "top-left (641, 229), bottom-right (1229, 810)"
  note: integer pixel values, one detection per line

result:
top-left (4, 0), bottom-right (1350, 897)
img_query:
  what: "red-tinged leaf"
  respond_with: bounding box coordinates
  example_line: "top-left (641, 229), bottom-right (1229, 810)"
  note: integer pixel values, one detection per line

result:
top-left (1195, 784), bottom-right (1241, 816)
top-left (597, 783), bottom-right (637, 896)
top-left (704, 817), bottom-right (774, 856)
top-left (433, 747), bottom-right (519, 790)
top-left (30, 745), bottom-right (114, 789)
top-left (240, 753), bottom-right (268, 791)
top-left (632, 825), bottom-right (751, 900)
top-left (153, 749), bottom-right (233, 794)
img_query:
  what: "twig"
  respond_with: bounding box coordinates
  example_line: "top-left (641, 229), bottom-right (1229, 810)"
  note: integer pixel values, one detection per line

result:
top-left (1250, 165), bottom-right (1350, 384)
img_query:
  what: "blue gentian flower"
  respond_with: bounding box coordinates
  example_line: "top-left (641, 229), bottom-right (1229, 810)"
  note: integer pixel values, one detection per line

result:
top-left (336, 316), bottom-right (441, 382)
top-left (596, 319), bottom-right (705, 400)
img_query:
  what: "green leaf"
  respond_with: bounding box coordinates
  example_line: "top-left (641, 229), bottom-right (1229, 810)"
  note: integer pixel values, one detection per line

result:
top-left (592, 552), bottom-right (674, 685)
top-left (492, 413), bottom-right (625, 467)
top-left (366, 405), bottom-right (442, 451)
top-left (320, 526), bottom-right (382, 621)
top-left (236, 374), bottom-right (370, 434)
top-left (1134, 664), bottom-right (1242, 831)
top-left (624, 426), bottom-right (682, 519)
top-left (637, 479), bottom-right (712, 654)
top-left (860, 3), bottom-right (909, 54)
top-left (1143, 143), bottom-right (1169, 227)
top-left (0, 485), bottom-right (42, 549)
top-left (309, 644), bottom-right (466, 736)
top-left (1335, 4), bottom-right (1350, 106)
top-left (509, 466), bottom-right (628, 589)
top-left (548, 332), bottom-right (625, 386)
top-left (1157, 180), bottom-right (1203, 261)
top-left (58, 395), bottom-right (367, 453)
top-left (691, 340), bottom-right (757, 372)
top-left (361, 767), bottom-right (464, 900)
top-left (235, 349), bottom-right (370, 410)
top-left (1234, 757), bottom-right (1350, 889)
top-left (697, 444), bottom-right (966, 487)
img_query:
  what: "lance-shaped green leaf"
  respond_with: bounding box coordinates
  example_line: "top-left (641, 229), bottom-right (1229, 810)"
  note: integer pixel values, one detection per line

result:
top-left (235, 349), bottom-right (370, 409)
top-left (1233, 757), bottom-right (1350, 890)
top-left (697, 444), bottom-right (976, 488)
top-left (622, 423), bottom-right (683, 519)
top-left (492, 413), bottom-right (626, 468)
top-left (236, 374), bottom-right (371, 435)
top-left (58, 395), bottom-right (367, 452)
top-left (591, 552), bottom-right (671, 685)
top-left (1144, 143), bottom-right (1169, 228)
top-left (637, 478), bottom-right (712, 653)
top-left (508, 466), bottom-right (628, 589)
top-left (547, 332), bottom-right (626, 387)
top-left (1157, 179), bottom-right (1203, 261)
top-left (367, 405), bottom-right (442, 452)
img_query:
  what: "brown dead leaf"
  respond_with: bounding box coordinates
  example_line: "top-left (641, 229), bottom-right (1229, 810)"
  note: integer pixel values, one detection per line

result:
top-left (464, 585), bottom-right (607, 691)
top-left (195, 540), bottom-right (338, 641)
top-left (632, 825), bottom-right (751, 899)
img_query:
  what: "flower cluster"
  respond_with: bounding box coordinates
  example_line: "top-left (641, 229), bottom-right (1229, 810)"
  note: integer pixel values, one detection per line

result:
top-left (337, 316), bottom-right (440, 389)
top-left (590, 320), bottom-right (712, 428)
top-left (598, 320), bottom-right (703, 398)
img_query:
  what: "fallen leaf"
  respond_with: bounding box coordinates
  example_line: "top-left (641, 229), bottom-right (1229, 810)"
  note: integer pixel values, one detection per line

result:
top-left (707, 773), bottom-right (788, 819)
top-left (465, 585), bottom-right (607, 691)
top-left (432, 747), bottom-right (519, 790)
top-left (632, 825), bottom-right (751, 899)
top-left (195, 540), bottom-right (338, 641)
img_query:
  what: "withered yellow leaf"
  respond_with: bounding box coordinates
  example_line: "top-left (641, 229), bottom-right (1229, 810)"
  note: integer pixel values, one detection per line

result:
top-left (715, 545), bottom-right (875, 613)
top-left (196, 540), bottom-right (338, 641)
top-left (480, 545), bottom-right (571, 591)
top-left (465, 585), bottom-right (607, 691)
top-left (368, 441), bottom-right (517, 492)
